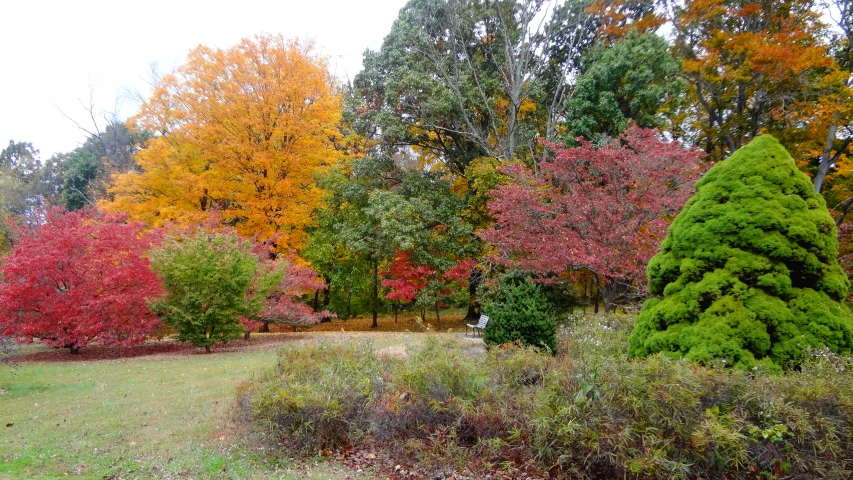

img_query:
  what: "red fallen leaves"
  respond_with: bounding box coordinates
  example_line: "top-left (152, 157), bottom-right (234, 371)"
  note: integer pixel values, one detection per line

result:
top-left (331, 440), bottom-right (548, 479)
top-left (0, 208), bottom-right (164, 353)
top-left (12, 334), bottom-right (303, 362)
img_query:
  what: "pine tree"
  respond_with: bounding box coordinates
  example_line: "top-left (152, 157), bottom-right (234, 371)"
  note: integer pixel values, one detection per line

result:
top-left (629, 135), bottom-right (853, 370)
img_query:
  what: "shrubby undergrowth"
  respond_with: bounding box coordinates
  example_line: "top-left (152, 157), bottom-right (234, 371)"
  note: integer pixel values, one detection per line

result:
top-left (239, 318), bottom-right (853, 479)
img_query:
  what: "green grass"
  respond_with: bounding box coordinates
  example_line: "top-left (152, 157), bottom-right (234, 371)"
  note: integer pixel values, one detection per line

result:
top-left (0, 334), bottom-right (414, 479)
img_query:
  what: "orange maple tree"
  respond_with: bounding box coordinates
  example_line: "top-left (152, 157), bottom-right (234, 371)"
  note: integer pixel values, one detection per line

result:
top-left (671, 0), bottom-right (847, 164)
top-left (105, 35), bottom-right (342, 252)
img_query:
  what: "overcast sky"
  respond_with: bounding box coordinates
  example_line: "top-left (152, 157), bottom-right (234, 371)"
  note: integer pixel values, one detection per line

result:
top-left (0, 0), bottom-right (408, 158)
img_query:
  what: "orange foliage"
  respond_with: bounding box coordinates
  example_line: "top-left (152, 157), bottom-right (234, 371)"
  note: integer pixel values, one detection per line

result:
top-left (589, 0), bottom-right (667, 40)
top-left (104, 35), bottom-right (342, 252)
top-left (673, 0), bottom-right (848, 163)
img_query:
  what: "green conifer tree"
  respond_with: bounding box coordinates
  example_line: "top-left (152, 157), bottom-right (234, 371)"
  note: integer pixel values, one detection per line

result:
top-left (629, 135), bottom-right (853, 370)
top-left (483, 275), bottom-right (556, 353)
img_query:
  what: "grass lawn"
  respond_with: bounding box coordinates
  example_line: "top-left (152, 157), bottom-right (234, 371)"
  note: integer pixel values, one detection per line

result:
top-left (0, 330), bottom-right (455, 479)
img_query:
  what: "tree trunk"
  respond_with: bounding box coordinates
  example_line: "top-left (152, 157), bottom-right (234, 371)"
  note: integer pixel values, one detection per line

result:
top-left (204, 345), bottom-right (212, 354)
top-left (593, 280), bottom-right (600, 314)
top-left (345, 283), bottom-right (352, 320)
top-left (393, 302), bottom-right (399, 323)
top-left (595, 275), bottom-right (622, 314)
top-left (259, 320), bottom-right (270, 333)
top-left (321, 277), bottom-right (332, 322)
top-left (371, 261), bottom-right (379, 329)
top-left (243, 330), bottom-right (251, 341)
top-left (313, 289), bottom-right (319, 311)
top-left (68, 345), bottom-right (80, 355)
top-left (435, 302), bottom-right (442, 330)
top-left (464, 270), bottom-right (481, 320)
top-left (815, 110), bottom-right (841, 193)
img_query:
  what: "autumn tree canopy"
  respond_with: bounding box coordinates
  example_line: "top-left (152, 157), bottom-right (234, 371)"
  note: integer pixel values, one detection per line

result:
top-left (670, 0), bottom-right (848, 163)
top-left (0, 208), bottom-right (163, 354)
top-left (480, 127), bottom-right (704, 312)
top-left (106, 35), bottom-right (342, 252)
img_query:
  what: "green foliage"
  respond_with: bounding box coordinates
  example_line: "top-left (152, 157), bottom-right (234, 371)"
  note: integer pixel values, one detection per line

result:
top-left (483, 273), bottom-right (557, 353)
top-left (0, 140), bottom-right (64, 221)
top-left (461, 156), bottom-right (507, 231)
top-left (149, 230), bottom-right (282, 351)
top-left (564, 31), bottom-right (683, 140)
top-left (630, 135), bottom-right (853, 369)
top-left (61, 147), bottom-right (99, 210)
top-left (394, 337), bottom-right (487, 403)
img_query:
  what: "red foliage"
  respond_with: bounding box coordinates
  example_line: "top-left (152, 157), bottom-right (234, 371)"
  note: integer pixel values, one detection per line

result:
top-left (259, 254), bottom-right (333, 325)
top-left (0, 208), bottom-right (164, 352)
top-left (479, 126), bottom-right (704, 307)
top-left (381, 251), bottom-right (476, 304)
top-left (443, 259), bottom-right (478, 281)
top-left (239, 315), bottom-right (265, 332)
top-left (381, 252), bottom-right (435, 303)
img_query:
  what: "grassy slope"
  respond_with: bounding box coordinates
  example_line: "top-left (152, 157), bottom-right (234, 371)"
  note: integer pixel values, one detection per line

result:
top-left (0, 335), bottom-right (407, 479)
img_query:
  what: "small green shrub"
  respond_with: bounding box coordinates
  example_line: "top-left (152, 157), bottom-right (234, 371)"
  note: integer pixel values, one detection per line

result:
top-left (483, 274), bottom-right (557, 353)
top-left (149, 230), bottom-right (283, 352)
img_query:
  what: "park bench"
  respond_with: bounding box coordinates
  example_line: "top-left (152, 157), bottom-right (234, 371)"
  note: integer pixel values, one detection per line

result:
top-left (466, 314), bottom-right (489, 336)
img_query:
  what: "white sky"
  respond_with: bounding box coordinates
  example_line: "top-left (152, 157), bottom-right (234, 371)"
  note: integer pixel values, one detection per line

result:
top-left (0, 0), bottom-right (408, 159)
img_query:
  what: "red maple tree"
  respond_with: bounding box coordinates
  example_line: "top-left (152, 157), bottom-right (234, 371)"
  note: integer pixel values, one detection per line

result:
top-left (382, 251), bottom-right (436, 303)
top-left (479, 126), bottom-right (704, 312)
top-left (381, 251), bottom-right (476, 327)
top-left (259, 256), bottom-right (333, 326)
top-left (0, 208), bottom-right (164, 353)
top-left (247, 233), bottom-right (332, 333)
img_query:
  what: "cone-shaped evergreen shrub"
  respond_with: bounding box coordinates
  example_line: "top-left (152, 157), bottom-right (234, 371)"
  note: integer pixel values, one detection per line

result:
top-left (483, 275), bottom-right (556, 353)
top-left (629, 135), bottom-right (853, 370)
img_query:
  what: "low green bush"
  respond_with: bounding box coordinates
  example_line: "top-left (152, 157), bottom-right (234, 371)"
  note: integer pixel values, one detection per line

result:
top-left (237, 342), bottom-right (387, 451)
top-left (483, 274), bottom-right (557, 353)
top-left (240, 320), bottom-right (853, 478)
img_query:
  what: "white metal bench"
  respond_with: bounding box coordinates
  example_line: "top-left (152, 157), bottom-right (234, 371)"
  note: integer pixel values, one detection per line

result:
top-left (466, 314), bottom-right (489, 336)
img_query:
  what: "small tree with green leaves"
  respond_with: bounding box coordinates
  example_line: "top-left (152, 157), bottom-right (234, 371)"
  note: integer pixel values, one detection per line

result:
top-left (149, 230), bottom-right (283, 352)
top-left (630, 135), bottom-right (853, 370)
top-left (483, 274), bottom-right (557, 353)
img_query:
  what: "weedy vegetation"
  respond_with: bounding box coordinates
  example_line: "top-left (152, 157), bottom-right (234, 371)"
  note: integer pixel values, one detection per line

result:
top-left (241, 316), bottom-right (853, 479)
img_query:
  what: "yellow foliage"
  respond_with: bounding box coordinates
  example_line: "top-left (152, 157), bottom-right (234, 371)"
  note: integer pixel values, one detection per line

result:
top-left (105, 35), bottom-right (342, 252)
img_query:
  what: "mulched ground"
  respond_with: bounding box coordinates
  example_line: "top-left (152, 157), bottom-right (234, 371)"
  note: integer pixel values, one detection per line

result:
top-left (9, 333), bottom-right (305, 363)
top-left (7, 311), bottom-right (479, 364)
